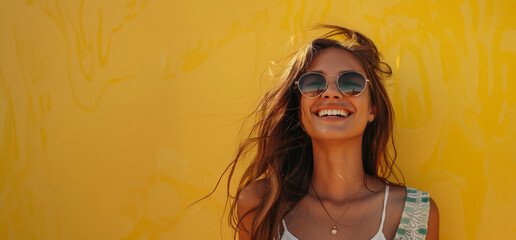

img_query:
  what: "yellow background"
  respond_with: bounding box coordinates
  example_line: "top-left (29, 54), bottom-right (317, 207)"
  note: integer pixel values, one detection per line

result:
top-left (1, 0), bottom-right (515, 239)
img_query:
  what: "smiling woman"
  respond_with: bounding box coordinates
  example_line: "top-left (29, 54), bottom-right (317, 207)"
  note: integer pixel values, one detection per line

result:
top-left (206, 25), bottom-right (439, 240)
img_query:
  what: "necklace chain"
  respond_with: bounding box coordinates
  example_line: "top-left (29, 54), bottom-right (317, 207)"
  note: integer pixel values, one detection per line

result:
top-left (310, 181), bottom-right (365, 235)
top-left (310, 181), bottom-right (340, 224)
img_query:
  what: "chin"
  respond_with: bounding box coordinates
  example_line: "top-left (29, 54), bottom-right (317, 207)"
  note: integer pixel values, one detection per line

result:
top-left (308, 131), bottom-right (363, 142)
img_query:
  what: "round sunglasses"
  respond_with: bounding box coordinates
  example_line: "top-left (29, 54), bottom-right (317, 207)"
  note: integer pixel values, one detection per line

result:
top-left (295, 71), bottom-right (370, 98)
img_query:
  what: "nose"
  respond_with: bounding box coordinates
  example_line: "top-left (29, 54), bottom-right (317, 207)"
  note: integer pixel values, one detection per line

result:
top-left (321, 77), bottom-right (342, 99)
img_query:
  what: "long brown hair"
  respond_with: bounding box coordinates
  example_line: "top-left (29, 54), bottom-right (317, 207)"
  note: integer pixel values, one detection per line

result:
top-left (198, 24), bottom-right (402, 240)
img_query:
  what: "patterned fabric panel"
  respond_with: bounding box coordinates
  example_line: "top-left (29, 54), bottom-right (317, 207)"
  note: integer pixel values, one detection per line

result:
top-left (393, 187), bottom-right (430, 240)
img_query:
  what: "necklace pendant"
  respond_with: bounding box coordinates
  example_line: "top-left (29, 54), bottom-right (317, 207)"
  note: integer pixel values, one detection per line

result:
top-left (331, 225), bottom-right (337, 235)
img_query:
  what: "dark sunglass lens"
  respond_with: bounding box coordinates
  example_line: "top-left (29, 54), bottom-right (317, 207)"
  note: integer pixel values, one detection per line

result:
top-left (299, 73), bottom-right (326, 97)
top-left (338, 72), bottom-right (366, 95)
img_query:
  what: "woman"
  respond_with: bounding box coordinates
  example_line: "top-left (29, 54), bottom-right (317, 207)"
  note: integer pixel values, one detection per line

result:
top-left (220, 25), bottom-right (439, 240)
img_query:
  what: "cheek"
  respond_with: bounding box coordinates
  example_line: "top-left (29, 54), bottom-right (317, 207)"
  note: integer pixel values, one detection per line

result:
top-left (300, 110), bottom-right (310, 130)
top-left (299, 98), bottom-right (312, 126)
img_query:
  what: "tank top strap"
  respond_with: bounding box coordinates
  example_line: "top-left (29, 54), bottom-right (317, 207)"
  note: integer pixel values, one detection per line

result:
top-left (378, 185), bottom-right (390, 232)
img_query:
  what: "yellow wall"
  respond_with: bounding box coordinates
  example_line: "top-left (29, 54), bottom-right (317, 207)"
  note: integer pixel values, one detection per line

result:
top-left (1, 0), bottom-right (515, 239)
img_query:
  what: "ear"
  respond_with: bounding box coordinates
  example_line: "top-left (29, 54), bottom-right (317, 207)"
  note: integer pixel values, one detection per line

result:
top-left (368, 104), bottom-right (376, 123)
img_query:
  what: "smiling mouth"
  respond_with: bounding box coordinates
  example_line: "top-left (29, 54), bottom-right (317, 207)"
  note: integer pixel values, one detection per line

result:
top-left (316, 109), bottom-right (352, 118)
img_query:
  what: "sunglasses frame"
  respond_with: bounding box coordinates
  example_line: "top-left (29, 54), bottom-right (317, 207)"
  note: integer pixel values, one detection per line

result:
top-left (295, 71), bottom-right (370, 98)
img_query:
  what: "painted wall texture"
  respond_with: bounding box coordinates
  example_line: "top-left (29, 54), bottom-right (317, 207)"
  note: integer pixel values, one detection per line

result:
top-left (1, 0), bottom-right (515, 239)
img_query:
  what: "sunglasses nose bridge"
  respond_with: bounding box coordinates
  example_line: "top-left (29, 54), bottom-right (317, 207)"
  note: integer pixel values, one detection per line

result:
top-left (321, 75), bottom-right (343, 98)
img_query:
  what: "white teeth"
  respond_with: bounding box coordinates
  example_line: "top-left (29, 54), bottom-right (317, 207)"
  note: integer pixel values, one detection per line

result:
top-left (317, 109), bottom-right (350, 117)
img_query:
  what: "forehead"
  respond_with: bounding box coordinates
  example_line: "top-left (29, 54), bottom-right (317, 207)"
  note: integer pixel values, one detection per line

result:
top-left (308, 47), bottom-right (365, 75)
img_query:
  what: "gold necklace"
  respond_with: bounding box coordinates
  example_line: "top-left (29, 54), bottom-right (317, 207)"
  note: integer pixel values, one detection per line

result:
top-left (310, 181), bottom-right (364, 235)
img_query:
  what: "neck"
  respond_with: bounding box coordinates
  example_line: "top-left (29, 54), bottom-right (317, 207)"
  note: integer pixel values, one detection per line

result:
top-left (309, 136), bottom-right (367, 201)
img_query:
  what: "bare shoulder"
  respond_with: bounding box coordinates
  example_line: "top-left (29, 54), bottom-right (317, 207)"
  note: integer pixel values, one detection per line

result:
top-left (387, 184), bottom-right (408, 204)
top-left (429, 197), bottom-right (439, 218)
top-left (382, 184), bottom-right (408, 238)
top-left (426, 197), bottom-right (440, 239)
top-left (237, 179), bottom-right (268, 240)
top-left (237, 179), bottom-right (268, 215)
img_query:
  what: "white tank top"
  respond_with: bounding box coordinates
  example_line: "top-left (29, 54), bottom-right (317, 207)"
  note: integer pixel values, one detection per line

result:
top-left (279, 185), bottom-right (389, 240)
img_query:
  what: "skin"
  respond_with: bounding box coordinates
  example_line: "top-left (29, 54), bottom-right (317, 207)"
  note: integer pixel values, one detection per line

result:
top-left (237, 47), bottom-right (439, 239)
